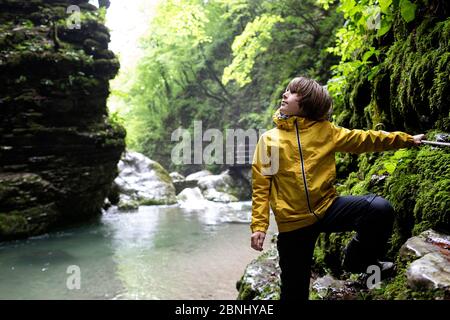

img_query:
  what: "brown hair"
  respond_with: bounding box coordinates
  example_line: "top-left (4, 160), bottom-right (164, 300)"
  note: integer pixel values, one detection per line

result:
top-left (286, 76), bottom-right (333, 121)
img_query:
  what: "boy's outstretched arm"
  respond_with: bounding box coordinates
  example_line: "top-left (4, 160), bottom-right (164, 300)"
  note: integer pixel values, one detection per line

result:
top-left (330, 123), bottom-right (424, 153)
top-left (250, 135), bottom-right (273, 251)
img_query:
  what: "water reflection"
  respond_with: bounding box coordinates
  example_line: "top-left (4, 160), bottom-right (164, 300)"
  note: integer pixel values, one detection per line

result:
top-left (0, 200), bottom-right (276, 300)
top-left (0, 220), bottom-right (124, 299)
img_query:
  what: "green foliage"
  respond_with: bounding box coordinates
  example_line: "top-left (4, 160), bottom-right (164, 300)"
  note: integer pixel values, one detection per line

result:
top-left (108, 111), bottom-right (127, 142)
top-left (321, 0), bottom-right (429, 120)
top-left (112, 0), bottom-right (342, 173)
top-left (383, 18), bottom-right (450, 132)
top-left (0, 213), bottom-right (28, 236)
top-left (313, 231), bottom-right (355, 276)
top-left (399, 0), bottom-right (417, 23)
top-left (324, 1), bottom-right (450, 133)
top-left (222, 14), bottom-right (284, 86)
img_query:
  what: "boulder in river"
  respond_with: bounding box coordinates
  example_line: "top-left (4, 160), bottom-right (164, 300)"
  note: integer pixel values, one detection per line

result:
top-left (197, 169), bottom-right (251, 202)
top-left (176, 187), bottom-right (205, 203)
top-left (112, 151), bottom-right (177, 210)
top-left (169, 172), bottom-right (185, 182)
top-left (170, 172), bottom-right (198, 195)
top-left (185, 170), bottom-right (213, 181)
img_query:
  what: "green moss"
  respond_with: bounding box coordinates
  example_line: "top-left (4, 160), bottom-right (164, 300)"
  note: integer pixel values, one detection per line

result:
top-left (237, 246), bottom-right (280, 300)
top-left (0, 213), bottom-right (28, 237)
top-left (236, 277), bottom-right (256, 300)
top-left (152, 161), bottom-right (175, 186)
top-left (312, 239), bottom-right (327, 275)
top-left (117, 200), bottom-right (139, 211)
top-left (384, 18), bottom-right (450, 132)
top-left (335, 152), bottom-right (358, 181)
top-left (333, 16), bottom-right (450, 133)
top-left (363, 258), bottom-right (447, 300)
top-left (138, 198), bottom-right (176, 206)
top-left (108, 112), bottom-right (127, 139)
top-left (309, 290), bottom-right (322, 300)
top-left (313, 231), bottom-right (355, 276)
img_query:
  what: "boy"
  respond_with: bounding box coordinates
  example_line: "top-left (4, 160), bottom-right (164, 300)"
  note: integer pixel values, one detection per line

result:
top-left (250, 76), bottom-right (424, 300)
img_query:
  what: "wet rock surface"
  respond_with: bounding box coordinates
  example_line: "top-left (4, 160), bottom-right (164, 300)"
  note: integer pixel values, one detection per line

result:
top-left (170, 172), bottom-right (198, 195)
top-left (185, 170), bottom-right (212, 181)
top-left (112, 151), bottom-right (177, 210)
top-left (237, 229), bottom-right (450, 300)
top-left (236, 237), bottom-right (281, 300)
top-left (0, 0), bottom-right (125, 240)
top-left (401, 229), bottom-right (450, 292)
top-left (197, 169), bottom-right (251, 202)
top-left (311, 274), bottom-right (361, 300)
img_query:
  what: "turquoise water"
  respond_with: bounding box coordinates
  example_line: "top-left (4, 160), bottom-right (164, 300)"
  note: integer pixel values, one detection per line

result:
top-left (0, 202), bottom-right (277, 300)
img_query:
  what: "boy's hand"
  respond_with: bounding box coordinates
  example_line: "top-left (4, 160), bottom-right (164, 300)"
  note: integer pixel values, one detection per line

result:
top-left (251, 231), bottom-right (266, 251)
top-left (413, 134), bottom-right (425, 145)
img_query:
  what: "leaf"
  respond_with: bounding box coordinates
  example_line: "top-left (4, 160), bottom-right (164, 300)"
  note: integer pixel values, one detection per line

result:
top-left (367, 65), bottom-right (380, 81)
top-left (400, 0), bottom-right (416, 23)
top-left (377, 18), bottom-right (392, 37)
top-left (362, 50), bottom-right (374, 62)
top-left (222, 14), bottom-right (283, 87)
top-left (339, 0), bottom-right (356, 17)
top-left (384, 162), bottom-right (397, 174)
top-left (379, 0), bottom-right (393, 13)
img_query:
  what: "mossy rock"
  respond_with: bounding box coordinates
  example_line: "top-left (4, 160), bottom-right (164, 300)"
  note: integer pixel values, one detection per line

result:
top-left (0, 1), bottom-right (125, 241)
top-left (0, 213), bottom-right (29, 238)
top-left (236, 236), bottom-right (281, 300)
top-left (117, 200), bottom-right (139, 211)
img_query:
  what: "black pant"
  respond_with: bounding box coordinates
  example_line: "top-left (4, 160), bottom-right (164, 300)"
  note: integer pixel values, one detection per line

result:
top-left (276, 194), bottom-right (395, 300)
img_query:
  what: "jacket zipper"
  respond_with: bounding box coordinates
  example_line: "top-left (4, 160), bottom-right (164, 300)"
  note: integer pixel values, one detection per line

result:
top-left (294, 119), bottom-right (320, 222)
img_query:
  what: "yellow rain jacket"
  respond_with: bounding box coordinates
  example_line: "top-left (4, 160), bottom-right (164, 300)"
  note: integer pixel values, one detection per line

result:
top-left (251, 108), bottom-right (415, 234)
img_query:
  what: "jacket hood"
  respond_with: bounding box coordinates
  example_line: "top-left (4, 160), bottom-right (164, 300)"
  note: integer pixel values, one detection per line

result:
top-left (272, 107), bottom-right (316, 131)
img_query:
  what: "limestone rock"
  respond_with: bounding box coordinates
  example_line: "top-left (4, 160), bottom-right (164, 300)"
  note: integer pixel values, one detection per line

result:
top-left (400, 229), bottom-right (450, 259)
top-left (312, 275), bottom-right (346, 299)
top-left (185, 170), bottom-right (212, 181)
top-left (0, 0), bottom-right (125, 240)
top-left (406, 252), bottom-right (450, 291)
top-left (197, 169), bottom-right (251, 202)
top-left (173, 180), bottom-right (198, 195)
top-left (176, 187), bottom-right (205, 202)
top-left (236, 241), bottom-right (280, 300)
top-left (170, 172), bottom-right (198, 195)
top-left (114, 151), bottom-right (177, 210)
top-left (202, 188), bottom-right (239, 203)
top-left (401, 229), bottom-right (450, 292)
top-left (169, 172), bottom-right (185, 182)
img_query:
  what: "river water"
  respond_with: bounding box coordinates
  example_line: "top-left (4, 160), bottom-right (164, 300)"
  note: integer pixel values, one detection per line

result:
top-left (0, 201), bottom-right (277, 300)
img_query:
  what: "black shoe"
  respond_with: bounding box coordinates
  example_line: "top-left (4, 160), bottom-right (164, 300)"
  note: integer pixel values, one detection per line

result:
top-left (356, 260), bottom-right (396, 289)
top-left (342, 237), bottom-right (395, 276)
top-left (375, 260), bottom-right (396, 280)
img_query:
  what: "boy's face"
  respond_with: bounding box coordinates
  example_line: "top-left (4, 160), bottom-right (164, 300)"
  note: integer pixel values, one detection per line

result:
top-left (280, 89), bottom-right (301, 116)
